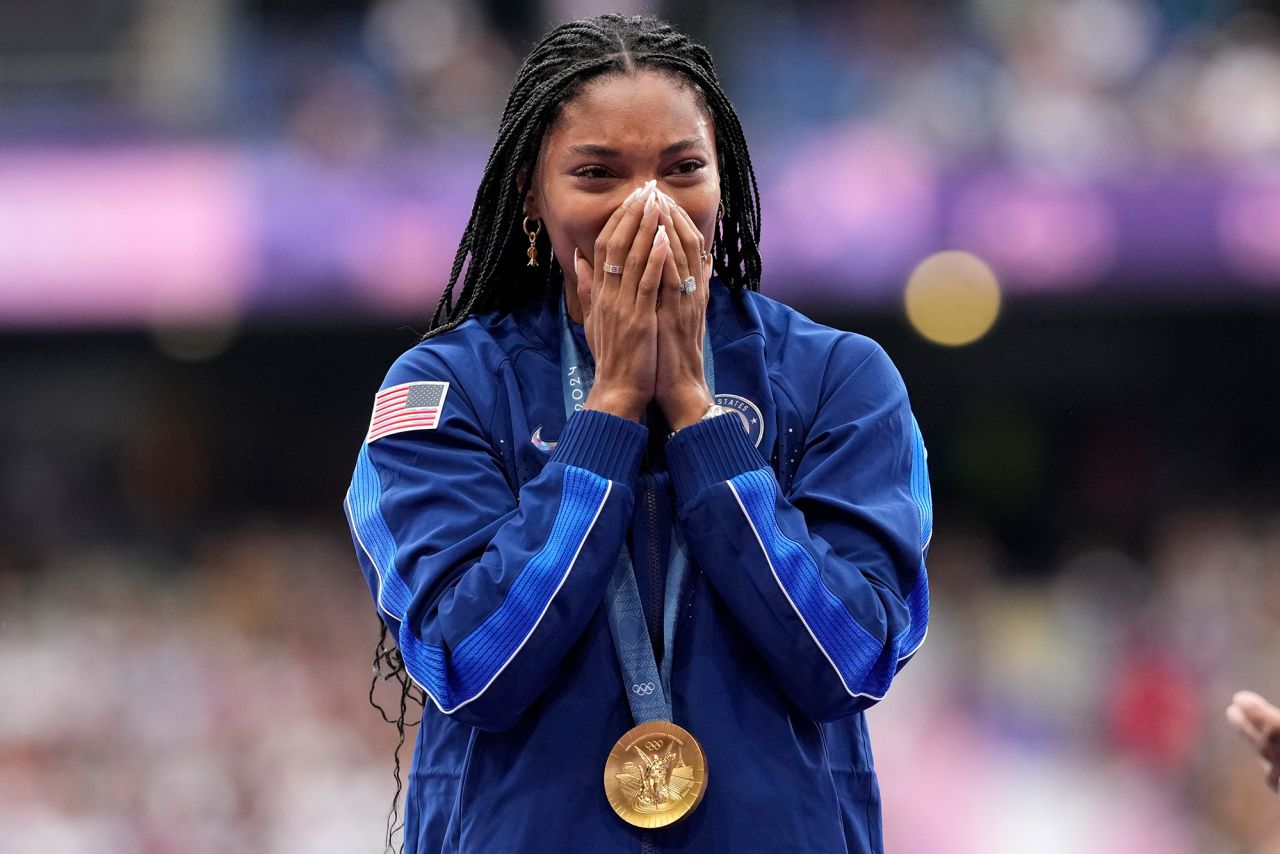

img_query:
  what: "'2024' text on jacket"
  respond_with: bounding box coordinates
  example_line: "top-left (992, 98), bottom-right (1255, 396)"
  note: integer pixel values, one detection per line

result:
top-left (343, 281), bottom-right (932, 853)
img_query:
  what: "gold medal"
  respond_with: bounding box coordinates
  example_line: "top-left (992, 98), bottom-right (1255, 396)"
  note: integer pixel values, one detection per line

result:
top-left (603, 720), bottom-right (707, 828)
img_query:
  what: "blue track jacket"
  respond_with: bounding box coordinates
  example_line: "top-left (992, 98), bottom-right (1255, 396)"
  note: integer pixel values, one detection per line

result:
top-left (344, 281), bottom-right (932, 853)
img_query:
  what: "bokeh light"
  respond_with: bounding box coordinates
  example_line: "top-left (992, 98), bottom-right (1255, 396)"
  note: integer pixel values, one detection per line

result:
top-left (904, 250), bottom-right (1002, 346)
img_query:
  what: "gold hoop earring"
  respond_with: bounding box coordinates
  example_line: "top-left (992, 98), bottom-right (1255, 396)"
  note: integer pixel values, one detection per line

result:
top-left (523, 216), bottom-right (542, 267)
top-left (717, 201), bottom-right (725, 223)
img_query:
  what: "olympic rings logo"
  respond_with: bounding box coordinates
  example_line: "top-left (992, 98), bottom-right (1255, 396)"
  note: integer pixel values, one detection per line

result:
top-left (632, 682), bottom-right (656, 696)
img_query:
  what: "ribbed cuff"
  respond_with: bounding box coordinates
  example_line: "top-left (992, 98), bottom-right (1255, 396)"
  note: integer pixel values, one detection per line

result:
top-left (549, 409), bottom-right (647, 485)
top-left (666, 412), bottom-right (765, 506)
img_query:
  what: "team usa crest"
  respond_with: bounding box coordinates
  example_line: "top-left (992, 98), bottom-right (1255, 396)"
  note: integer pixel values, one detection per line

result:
top-left (714, 394), bottom-right (764, 447)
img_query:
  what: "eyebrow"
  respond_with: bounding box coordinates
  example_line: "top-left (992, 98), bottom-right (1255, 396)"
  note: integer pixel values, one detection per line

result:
top-left (566, 138), bottom-right (707, 158)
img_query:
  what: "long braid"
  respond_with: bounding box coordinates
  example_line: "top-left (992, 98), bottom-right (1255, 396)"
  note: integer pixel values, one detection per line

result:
top-left (370, 620), bottom-right (425, 854)
top-left (369, 13), bottom-right (765, 852)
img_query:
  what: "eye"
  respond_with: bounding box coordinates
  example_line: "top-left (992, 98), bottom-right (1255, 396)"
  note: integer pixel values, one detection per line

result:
top-left (671, 159), bottom-right (706, 176)
top-left (573, 165), bottom-right (612, 180)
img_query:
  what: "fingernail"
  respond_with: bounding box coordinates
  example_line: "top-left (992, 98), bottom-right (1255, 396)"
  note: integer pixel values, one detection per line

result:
top-left (653, 224), bottom-right (667, 248)
top-left (573, 246), bottom-right (579, 266)
top-left (626, 185), bottom-right (645, 204)
top-left (644, 191), bottom-right (656, 216)
top-left (658, 193), bottom-right (672, 215)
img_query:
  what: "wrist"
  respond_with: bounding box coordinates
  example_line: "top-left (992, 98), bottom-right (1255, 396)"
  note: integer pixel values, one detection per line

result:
top-left (584, 385), bottom-right (648, 422)
top-left (661, 385), bottom-right (715, 431)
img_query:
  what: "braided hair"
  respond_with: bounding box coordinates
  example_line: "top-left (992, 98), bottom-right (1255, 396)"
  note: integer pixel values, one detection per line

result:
top-left (422, 12), bottom-right (762, 340)
top-left (368, 13), bottom-right (762, 853)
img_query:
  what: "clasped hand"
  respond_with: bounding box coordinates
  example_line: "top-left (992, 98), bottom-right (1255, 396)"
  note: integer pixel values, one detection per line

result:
top-left (572, 179), bottom-right (715, 431)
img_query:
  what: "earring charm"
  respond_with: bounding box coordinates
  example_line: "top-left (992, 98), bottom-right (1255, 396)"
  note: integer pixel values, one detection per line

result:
top-left (524, 216), bottom-right (542, 266)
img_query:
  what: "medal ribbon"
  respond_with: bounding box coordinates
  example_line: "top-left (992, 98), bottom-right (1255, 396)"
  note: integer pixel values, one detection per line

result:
top-left (559, 288), bottom-right (713, 723)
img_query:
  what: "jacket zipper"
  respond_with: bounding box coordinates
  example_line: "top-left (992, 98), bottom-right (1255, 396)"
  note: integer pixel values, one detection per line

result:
top-left (646, 474), bottom-right (661, 654)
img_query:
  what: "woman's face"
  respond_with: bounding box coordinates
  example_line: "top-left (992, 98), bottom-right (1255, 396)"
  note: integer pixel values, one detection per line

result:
top-left (525, 69), bottom-right (721, 310)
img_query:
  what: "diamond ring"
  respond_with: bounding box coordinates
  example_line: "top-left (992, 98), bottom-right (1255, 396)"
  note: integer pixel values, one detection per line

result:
top-left (680, 276), bottom-right (697, 295)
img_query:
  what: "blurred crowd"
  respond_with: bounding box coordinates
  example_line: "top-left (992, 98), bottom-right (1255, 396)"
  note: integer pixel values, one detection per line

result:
top-left (718, 0), bottom-right (1280, 173)
top-left (7, 0), bottom-right (1280, 324)
top-left (5, 0), bottom-right (1280, 173)
top-left (2, 509), bottom-right (1278, 852)
top-left (875, 509), bottom-right (1280, 852)
top-left (0, 525), bottom-right (400, 853)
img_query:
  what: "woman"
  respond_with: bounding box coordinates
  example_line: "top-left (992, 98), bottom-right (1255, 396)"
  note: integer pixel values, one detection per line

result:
top-left (344, 14), bottom-right (931, 854)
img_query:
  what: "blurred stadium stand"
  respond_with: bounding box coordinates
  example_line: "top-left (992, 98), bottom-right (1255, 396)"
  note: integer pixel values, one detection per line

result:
top-left (2, 0), bottom-right (1280, 851)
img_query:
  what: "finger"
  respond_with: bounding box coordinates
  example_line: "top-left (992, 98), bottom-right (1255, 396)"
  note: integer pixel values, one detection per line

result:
top-left (662, 194), bottom-right (702, 285)
top-left (657, 234), bottom-right (682, 307)
top-left (573, 247), bottom-right (594, 320)
top-left (599, 180), bottom-right (655, 287)
top-left (683, 209), bottom-right (713, 286)
top-left (621, 187), bottom-right (662, 306)
top-left (673, 204), bottom-right (711, 309)
top-left (1234, 692), bottom-right (1280, 740)
top-left (662, 197), bottom-right (709, 275)
top-left (591, 186), bottom-right (644, 307)
top-left (593, 183), bottom-right (643, 278)
top-left (635, 224), bottom-right (668, 312)
top-left (655, 193), bottom-right (692, 288)
top-left (1228, 703), bottom-right (1265, 747)
top-left (1269, 762), bottom-right (1279, 793)
top-left (1234, 691), bottom-right (1280, 720)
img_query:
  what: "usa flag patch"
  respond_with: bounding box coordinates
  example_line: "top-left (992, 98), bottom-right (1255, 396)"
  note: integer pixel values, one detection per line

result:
top-left (366, 381), bottom-right (449, 443)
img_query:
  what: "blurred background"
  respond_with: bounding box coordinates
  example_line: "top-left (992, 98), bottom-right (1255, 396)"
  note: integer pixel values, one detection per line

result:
top-left (2, 0), bottom-right (1280, 850)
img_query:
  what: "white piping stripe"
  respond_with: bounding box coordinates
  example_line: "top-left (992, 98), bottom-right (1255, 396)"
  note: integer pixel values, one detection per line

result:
top-left (345, 489), bottom-right (402, 623)
top-left (440, 478), bottom-right (612, 715)
top-left (726, 479), bottom-right (921, 703)
top-left (345, 488), bottom-right (439, 703)
top-left (346, 478), bottom-right (614, 718)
